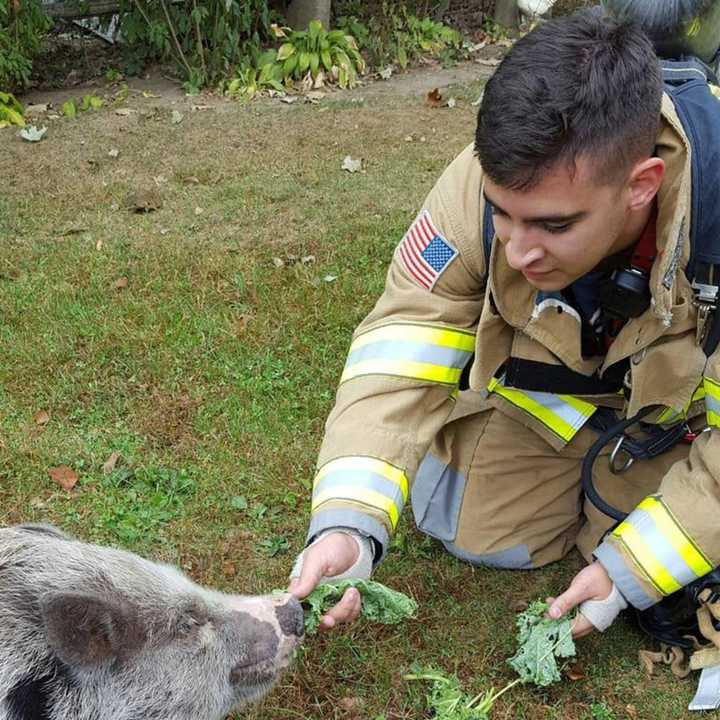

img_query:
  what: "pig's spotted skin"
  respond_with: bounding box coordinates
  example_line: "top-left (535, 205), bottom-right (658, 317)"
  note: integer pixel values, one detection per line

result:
top-left (0, 525), bottom-right (303, 720)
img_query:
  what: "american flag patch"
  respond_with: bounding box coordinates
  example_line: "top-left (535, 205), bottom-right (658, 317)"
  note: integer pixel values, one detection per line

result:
top-left (398, 210), bottom-right (458, 290)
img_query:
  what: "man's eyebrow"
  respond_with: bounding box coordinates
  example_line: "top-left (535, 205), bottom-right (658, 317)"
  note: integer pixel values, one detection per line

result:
top-left (482, 191), bottom-right (588, 224)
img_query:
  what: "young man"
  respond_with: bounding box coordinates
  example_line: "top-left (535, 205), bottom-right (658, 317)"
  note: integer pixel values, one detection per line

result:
top-left (289, 9), bottom-right (720, 639)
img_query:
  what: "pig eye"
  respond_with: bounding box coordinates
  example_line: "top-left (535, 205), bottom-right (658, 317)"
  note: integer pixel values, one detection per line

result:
top-left (177, 604), bottom-right (210, 636)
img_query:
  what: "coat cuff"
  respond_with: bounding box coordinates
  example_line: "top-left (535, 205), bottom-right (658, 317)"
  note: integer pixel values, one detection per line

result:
top-left (307, 511), bottom-right (389, 562)
top-left (594, 539), bottom-right (659, 610)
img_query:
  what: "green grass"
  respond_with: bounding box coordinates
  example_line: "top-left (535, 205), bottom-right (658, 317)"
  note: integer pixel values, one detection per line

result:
top-left (0, 82), bottom-right (699, 718)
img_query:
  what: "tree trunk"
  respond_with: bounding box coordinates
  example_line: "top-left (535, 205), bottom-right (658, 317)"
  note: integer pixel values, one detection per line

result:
top-left (285, 0), bottom-right (331, 29)
top-left (494, 0), bottom-right (519, 28)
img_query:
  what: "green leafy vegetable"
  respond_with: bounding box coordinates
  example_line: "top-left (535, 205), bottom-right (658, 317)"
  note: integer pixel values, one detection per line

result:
top-left (405, 664), bottom-right (506, 720)
top-left (507, 600), bottom-right (576, 687)
top-left (302, 579), bottom-right (417, 634)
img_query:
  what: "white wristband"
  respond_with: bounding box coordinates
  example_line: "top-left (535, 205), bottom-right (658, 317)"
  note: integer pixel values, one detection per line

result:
top-left (578, 583), bottom-right (628, 632)
top-left (290, 529), bottom-right (373, 583)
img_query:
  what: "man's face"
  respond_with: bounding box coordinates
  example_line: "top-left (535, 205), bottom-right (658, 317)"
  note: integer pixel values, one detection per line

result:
top-left (483, 156), bottom-right (631, 291)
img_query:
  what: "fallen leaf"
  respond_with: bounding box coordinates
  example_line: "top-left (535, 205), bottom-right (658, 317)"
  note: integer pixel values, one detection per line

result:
top-left (108, 148), bottom-right (119, 158)
top-left (426, 88), bottom-right (443, 107)
top-left (338, 696), bottom-right (364, 713)
top-left (115, 108), bottom-right (133, 116)
top-left (280, 96), bottom-right (298, 104)
top-left (48, 465), bottom-right (78, 491)
top-left (379, 66), bottom-right (393, 80)
top-left (341, 155), bottom-right (362, 173)
top-left (20, 125), bottom-right (47, 142)
top-left (222, 561), bottom-right (237, 577)
top-left (446, 97), bottom-right (457, 108)
top-left (33, 410), bottom-right (50, 425)
top-left (142, 90), bottom-right (161, 98)
top-left (171, 110), bottom-right (184, 124)
top-left (324, 274), bottom-right (338, 283)
top-left (272, 257), bottom-right (285, 268)
top-left (114, 276), bottom-right (129, 290)
top-left (183, 175), bottom-right (200, 184)
top-left (565, 662), bottom-right (585, 681)
top-left (191, 104), bottom-right (212, 111)
top-left (96, 239), bottom-right (103, 250)
top-left (301, 255), bottom-right (316, 264)
top-left (102, 451), bottom-right (121, 474)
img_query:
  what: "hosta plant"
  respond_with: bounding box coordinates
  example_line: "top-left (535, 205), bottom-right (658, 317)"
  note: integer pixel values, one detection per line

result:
top-left (0, 90), bottom-right (24, 128)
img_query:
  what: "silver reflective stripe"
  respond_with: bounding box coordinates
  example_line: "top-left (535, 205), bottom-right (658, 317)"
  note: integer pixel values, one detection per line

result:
top-left (307, 508), bottom-right (390, 559)
top-left (313, 470), bottom-right (405, 519)
top-left (411, 452), bottom-right (466, 542)
top-left (442, 540), bottom-right (533, 569)
top-left (594, 542), bottom-right (655, 610)
top-left (626, 507), bottom-right (698, 587)
top-left (522, 388), bottom-right (592, 432)
top-left (706, 393), bottom-right (720, 417)
top-left (345, 339), bottom-right (472, 372)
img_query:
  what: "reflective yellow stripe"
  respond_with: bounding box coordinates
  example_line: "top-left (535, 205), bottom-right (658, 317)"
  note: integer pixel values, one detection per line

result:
top-left (613, 522), bottom-right (681, 595)
top-left (342, 359), bottom-right (462, 385)
top-left (655, 384), bottom-right (706, 425)
top-left (312, 487), bottom-right (400, 528)
top-left (314, 456), bottom-right (408, 501)
top-left (488, 378), bottom-right (594, 443)
top-left (705, 377), bottom-right (720, 428)
top-left (558, 393), bottom-right (596, 418)
top-left (636, 497), bottom-right (713, 577)
top-left (350, 323), bottom-right (475, 352)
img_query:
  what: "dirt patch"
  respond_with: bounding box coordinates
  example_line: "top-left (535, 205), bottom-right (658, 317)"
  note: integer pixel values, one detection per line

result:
top-left (134, 391), bottom-right (199, 450)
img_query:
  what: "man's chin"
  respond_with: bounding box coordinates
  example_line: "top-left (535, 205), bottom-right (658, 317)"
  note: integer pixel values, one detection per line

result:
top-left (523, 272), bottom-right (569, 292)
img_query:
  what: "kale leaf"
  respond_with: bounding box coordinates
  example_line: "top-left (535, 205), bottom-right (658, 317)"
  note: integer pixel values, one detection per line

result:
top-left (507, 600), bottom-right (576, 687)
top-left (302, 579), bottom-right (417, 634)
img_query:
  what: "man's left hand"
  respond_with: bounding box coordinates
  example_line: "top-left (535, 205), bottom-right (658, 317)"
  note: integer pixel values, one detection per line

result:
top-left (547, 561), bottom-right (614, 639)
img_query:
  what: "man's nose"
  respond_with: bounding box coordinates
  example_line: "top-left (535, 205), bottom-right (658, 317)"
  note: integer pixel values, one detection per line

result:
top-left (502, 229), bottom-right (545, 271)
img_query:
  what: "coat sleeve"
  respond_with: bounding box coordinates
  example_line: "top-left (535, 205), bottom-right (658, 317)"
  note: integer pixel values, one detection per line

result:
top-left (307, 146), bottom-right (487, 559)
top-left (594, 348), bottom-right (720, 609)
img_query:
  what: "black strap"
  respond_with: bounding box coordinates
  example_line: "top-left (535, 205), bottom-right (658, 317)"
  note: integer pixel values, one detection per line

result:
top-left (482, 198), bottom-right (494, 269)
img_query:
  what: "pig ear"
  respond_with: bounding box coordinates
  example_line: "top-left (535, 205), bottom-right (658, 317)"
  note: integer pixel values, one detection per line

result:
top-left (41, 592), bottom-right (146, 667)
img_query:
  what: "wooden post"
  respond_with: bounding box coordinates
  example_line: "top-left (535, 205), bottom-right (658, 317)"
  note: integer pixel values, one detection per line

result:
top-left (494, 0), bottom-right (519, 28)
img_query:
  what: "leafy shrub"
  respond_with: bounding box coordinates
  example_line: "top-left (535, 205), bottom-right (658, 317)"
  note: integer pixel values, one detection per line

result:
top-left (225, 21), bottom-right (365, 99)
top-left (0, 0), bottom-right (52, 91)
top-left (336, 5), bottom-right (462, 70)
top-left (0, 90), bottom-right (24, 127)
top-left (118, 0), bottom-right (273, 92)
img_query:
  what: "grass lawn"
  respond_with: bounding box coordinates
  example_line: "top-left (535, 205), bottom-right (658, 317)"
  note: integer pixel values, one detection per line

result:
top-left (0, 71), bottom-right (697, 719)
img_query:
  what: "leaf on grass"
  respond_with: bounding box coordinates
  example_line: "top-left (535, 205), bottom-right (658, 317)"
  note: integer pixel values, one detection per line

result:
top-left (507, 600), bottom-right (576, 687)
top-left (102, 451), bottom-right (121, 475)
top-left (446, 97), bottom-right (457, 108)
top-left (171, 110), bottom-right (184, 125)
top-left (48, 465), bottom-right (78, 491)
top-left (33, 410), bottom-right (50, 425)
top-left (341, 155), bottom-right (362, 173)
top-left (405, 664), bottom-right (496, 719)
top-left (302, 579), bottom-right (417, 634)
top-left (114, 276), bottom-right (129, 290)
top-left (426, 88), bottom-right (443, 107)
top-left (20, 125), bottom-right (47, 142)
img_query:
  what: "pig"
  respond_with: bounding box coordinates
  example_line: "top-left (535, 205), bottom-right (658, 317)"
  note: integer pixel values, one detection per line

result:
top-left (0, 524), bottom-right (303, 720)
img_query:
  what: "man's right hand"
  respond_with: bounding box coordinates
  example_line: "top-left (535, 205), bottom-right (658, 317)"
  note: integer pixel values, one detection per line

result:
top-left (288, 532), bottom-right (363, 632)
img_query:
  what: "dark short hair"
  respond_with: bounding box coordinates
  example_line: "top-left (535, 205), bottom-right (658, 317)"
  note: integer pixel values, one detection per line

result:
top-left (475, 8), bottom-right (663, 190)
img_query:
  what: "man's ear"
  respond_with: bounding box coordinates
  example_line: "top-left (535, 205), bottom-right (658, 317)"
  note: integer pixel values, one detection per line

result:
top-left (41, 592), bottom-right (146, 667)
top-left (627, 157), bottom-right (665, 211)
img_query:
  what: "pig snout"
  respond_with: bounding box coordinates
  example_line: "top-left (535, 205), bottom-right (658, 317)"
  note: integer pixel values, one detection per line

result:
top-left (275, 595), bottom-right (304, 638)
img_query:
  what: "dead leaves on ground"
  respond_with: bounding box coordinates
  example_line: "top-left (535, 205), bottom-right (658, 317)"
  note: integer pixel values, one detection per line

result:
top-left (48, 465), bottom-right (79, 491)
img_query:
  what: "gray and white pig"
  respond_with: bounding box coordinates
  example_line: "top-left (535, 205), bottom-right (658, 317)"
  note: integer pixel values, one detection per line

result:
top-left (0, 524), bottom-right (304, 720)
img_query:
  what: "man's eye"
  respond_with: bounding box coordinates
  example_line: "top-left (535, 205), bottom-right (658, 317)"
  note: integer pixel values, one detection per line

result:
top-left (543, 222), bottom-right (572, 234)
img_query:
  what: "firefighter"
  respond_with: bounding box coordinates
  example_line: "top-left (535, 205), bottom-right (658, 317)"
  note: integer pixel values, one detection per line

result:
top-left (289, 7), bottom-right (720, 640)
